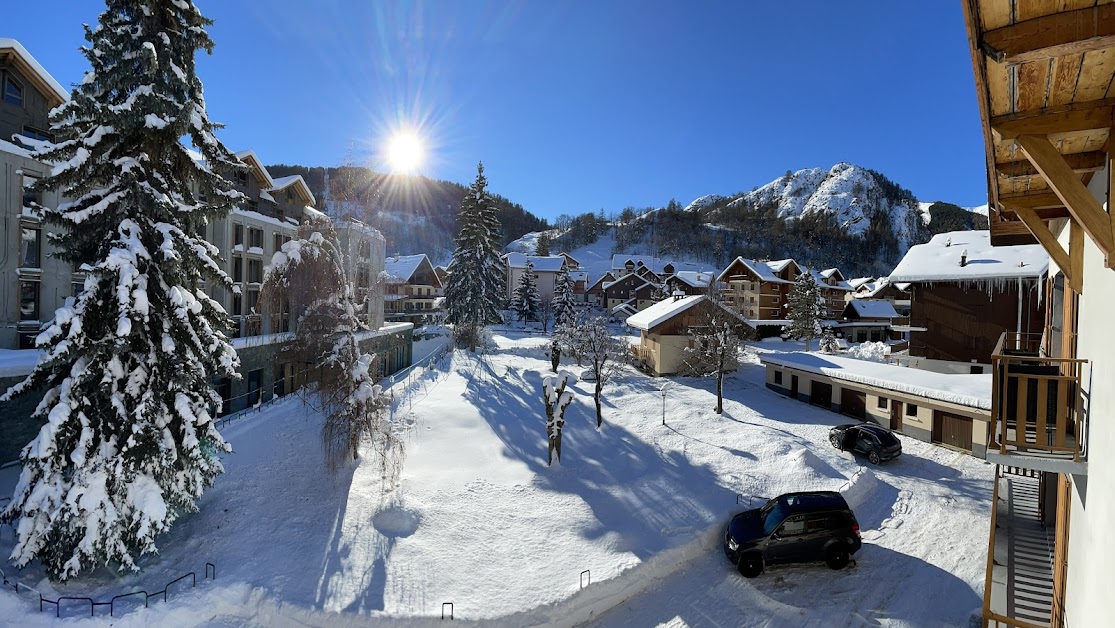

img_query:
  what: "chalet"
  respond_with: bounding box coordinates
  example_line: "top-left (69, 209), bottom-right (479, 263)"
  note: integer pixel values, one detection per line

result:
top-left (586, 271), bottom-right (615, 308)
top-left (888, 230), bottom-right (1047, 373)
top-left (384, 254), bottom-right (443, 324)
top-left (666, 271), bottom-right (716, 296)
top-left (569, 270), bottom-right (589, 303)
top-left (558, 251), bottom-right (581, 270)
top-left (609, 254), bottom-right (710, 280)
top-left (433, 265), bottom-right (448, 295)
top-left (850, 277), bottom-right (911, 315)
top-left (963, 2), bottom-right (1115, 624)
top-left (718, 257), bottom-right (790, 321)
top-left (503, 252), bottom-right (566, 302)
top-left (836, 299), bottom-right (903, 343)
top-left (627, 295), bottom-right (753, 376)
top-left (602, 273), bottom-right (659, 312)
top-left (816, 268), bottom-right (853, 319)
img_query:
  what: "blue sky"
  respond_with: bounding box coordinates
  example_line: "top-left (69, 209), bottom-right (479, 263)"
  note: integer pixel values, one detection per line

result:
top-left (8, 1), bottom-right (986, 221)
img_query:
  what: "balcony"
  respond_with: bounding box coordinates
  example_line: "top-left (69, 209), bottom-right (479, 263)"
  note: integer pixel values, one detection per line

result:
top-left (983, 466), bottom-right (1056, 628)
top-left (988, 333), bottom-right (1087, 475)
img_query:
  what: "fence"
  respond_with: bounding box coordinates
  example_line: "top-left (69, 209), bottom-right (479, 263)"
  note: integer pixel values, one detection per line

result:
top-left (0, 561), bottom-right (215, 619)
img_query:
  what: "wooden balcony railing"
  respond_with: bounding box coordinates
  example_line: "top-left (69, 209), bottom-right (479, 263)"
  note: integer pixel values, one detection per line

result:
top-left (990, 332), bottom-right (1086, 462)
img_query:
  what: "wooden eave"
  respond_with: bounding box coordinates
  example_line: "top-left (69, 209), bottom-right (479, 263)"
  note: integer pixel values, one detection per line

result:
top-left (965, 0), bottom-right (1115, 286)
top-left (0, 47), bottom-right (66, 109)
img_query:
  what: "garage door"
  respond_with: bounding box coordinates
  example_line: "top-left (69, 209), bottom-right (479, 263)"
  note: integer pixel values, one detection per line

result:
top-left (840, 388), bottom-right (866, 420)
top-left (932, 411), bottom-right (973, 451)
top-left (810, 382), bottom-right (832, 409)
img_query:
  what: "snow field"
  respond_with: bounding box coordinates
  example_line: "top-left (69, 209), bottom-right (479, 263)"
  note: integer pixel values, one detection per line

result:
top-left (0, 332), bottom-right (994, 626)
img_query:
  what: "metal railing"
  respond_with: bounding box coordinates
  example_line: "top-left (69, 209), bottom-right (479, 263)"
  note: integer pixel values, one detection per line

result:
top-left (990, 332), bottom-right (1087, 461)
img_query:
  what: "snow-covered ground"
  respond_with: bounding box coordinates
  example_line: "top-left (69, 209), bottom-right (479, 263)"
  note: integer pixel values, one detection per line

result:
top-left (0, 333), bottom-right (993, 626)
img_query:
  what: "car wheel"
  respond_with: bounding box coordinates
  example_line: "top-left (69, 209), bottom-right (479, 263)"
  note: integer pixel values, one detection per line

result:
top-left (736, 552), bottom-right (764, 578)
top-left (825, 543), bottom-right (850, 570)
top-left (830, 434), bottom-right (841, 449)
top-left (868, 450), bottom-right (881, 465)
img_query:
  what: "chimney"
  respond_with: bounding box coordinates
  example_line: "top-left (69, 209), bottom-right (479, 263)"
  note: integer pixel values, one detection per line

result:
top-left (672, 289), bottom-right (685, 301)
top-left (945, 237), bottom-right (952, 247)
top-left (960, 249), bottom-right (968, 267)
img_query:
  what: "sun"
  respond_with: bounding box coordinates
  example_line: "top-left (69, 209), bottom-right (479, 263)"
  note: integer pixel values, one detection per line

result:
top-left (386, 132), bottom-right (424, 174)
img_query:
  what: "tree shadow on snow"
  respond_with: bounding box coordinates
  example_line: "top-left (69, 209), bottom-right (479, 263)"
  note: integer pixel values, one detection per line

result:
top-left (472, 359), bottom-right (738, 560)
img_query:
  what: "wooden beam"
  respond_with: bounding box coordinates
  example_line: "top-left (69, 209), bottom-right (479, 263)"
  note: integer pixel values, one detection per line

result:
top-left (998, 191), bottom-right (1066, 210)
top-left (962, 0), bottom-right (1002, 232)
top-left (1017, 134), bottom-right (1115, 255)
top-left (982, 4), bottom-right (1115, 65)
top-left (992, 99), bottom-right (1115, 140)
top-left (1015, 207), bottom-right (1073, 287)
top-left (1069, 219), bottom-right (1084, 295)
top-left (996, 151), bottom-right (1107, 180)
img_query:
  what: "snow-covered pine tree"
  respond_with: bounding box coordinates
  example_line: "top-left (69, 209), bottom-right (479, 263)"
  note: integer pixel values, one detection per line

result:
top-left (787, 269), bottom-right (823, 351)
top-left (819, 327), bottom-right (840, 354)
top-left (534, 232), bottom-right (551, 256)
top-left (444, 163), bottom-right (505, 351)
top-left (0, 0), bottom-right (243, 580)
top-left (552, 266), bottom-right (576, 329)
top-left (511, 260), bottom-right (541, 322)
top-left (261, 218), bottom-right (398, 477)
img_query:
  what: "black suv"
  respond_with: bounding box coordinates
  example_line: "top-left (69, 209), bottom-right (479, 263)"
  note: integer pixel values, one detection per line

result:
top-left (829, 423), bottom-right (902, 464)
top-left (723, 491), bottom-right (861, 577)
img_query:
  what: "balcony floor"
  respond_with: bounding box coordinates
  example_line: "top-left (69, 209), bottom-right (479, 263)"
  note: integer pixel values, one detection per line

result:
top-left (988, 420), bottom-right (1086, 474)
top-left (989, 473), bottom-right (1054, 627)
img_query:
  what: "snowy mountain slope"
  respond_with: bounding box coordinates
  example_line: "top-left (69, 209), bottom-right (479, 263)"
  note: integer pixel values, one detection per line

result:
top-left (715, 163), bottom-right (925, 252)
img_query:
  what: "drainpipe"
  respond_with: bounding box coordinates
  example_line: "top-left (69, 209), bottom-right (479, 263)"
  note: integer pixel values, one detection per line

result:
top-left (1016, 277), bottom-right (1023, 337)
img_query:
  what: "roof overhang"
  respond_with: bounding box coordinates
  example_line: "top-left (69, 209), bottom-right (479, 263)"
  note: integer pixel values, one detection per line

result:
top-left (964, 0), bottom-right (1115, 289)
top-left (0, 39), bottom-right (68, 108)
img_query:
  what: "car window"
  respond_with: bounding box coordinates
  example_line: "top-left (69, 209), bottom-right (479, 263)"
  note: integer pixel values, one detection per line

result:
top-left (804, 514), bottom-right (832, 532)
top-left (777, 515), bottom-right (806, 537)
top-left (762, 501), bottom-right (788, 535)
top-left (876, 431), bottom-right (899, 446)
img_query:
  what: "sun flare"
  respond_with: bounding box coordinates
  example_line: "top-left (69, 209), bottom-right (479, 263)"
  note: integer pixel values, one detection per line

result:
top-left (386, 132), bottom-right (424, 173)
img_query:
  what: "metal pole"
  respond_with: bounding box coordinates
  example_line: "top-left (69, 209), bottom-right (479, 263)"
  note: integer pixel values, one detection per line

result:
top-left (661, 390), bottom-right (667, 426)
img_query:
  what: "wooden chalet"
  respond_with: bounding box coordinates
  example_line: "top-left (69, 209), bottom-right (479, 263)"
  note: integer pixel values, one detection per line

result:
top-left (963, 2), bottom-right (1115, 625)
top-left (603, 273), bottom-right (659, 313)
top-left (586, 271), bottom-right (615, 308)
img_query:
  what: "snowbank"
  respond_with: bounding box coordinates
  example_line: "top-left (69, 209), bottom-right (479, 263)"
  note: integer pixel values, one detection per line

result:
top-left (845, 341), bottom-right (889, 363)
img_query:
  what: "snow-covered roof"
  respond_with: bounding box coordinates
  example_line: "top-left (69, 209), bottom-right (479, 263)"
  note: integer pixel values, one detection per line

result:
top-left (504, 252), bottom-right (565, 272)
top-left (269, 175), bottom-right (317, 206)
top-left (612, 302), bottom-right (639, 315)
top-left (602, 273), bottom-right (657, 292)
top-left (846, 299), bottom-right (901, 319)
top-left (385, 254), bottom-right (431, 283)
top-left (610, 254), bottom-right (710, 276)
top-left (888, 231), bottom-right (1048, 283)
top-left (810, 268), bottom-right (852, 291)
top-left (672, 271), bottom-right (715, 288)
top-left (718, 257), bottom-right (787, 284)
top-left (569, 271), bottom-right (588, 282)
top-left (820, 268), bottom-right (843, 280)
top-left (765, 259), bottom-right (801, 274)
top-left (234, 150), bottom-right (276, 189)
top-left (848, 277), bottom-right (875, 290)
top-left (0, 39), bottom-right (69, 105)
top-left (626, 295), bottom-right (705, 330)
top-left (760, 352), bottom-right (991, 411)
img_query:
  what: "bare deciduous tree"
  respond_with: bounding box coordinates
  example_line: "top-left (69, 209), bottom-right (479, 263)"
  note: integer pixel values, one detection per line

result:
top-left (542, 371), bottom-right (576, 465)
top-left (683, 299), bottom-right (753, 414)
top-left (262, 217), bottom-right (401, 478)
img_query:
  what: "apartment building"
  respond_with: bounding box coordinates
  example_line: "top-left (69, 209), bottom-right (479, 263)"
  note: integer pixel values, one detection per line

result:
top-left (385, 253), bottom-right (442, 324)
top-left (503, 252), bottom-right (566, 302)
top-left (964, 2), bottom-right (1114, 625)
top-left (717, 257), bottom-right (791, 321)
top-left (815, 267), bottom-right (853, 319)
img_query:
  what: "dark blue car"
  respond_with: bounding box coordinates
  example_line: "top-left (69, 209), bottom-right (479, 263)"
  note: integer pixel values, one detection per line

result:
top-left (724, 491), bottom-right (861, 577)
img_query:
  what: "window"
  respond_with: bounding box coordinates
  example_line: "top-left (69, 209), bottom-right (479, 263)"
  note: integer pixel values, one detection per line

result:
top-left (19, 280), bottom-right (40, 321)
top-left (236, 169), bottom-right (248, 186)
top-left (246, 289), bottom-right (259, 314)
top-left (273, 233), bottom-right (287, 253)
top-left (248, 259), bottom-right (263, 283)
top-left (248, 228), bottom-right (263, 249)
top-left (774, 370), bottom-right (783, 385)
top-left (216, 378), bottom-right (232, 416)
top-left (247, 369), bottom-right (262, 405)
top-left (232, 293), bottom-right (243, 316)
top-left (72, 281), bottom-right (85, 298)
top-left (20, 226), bottom-right (41, 267)
top-left (773, 296), bottom-right (780, 303)
top-left (970, 365), bottom-right (984, 375)
top-left (776, 515), bottom-right (806, 537)
top-left (232, 255), bottom-right (243, 282)
top-left (877, 397), bottom-right (888, 409)
top-left (233, 224), bottom-right (244, 246)
top-left (21, 125), bottom-right (53, 142)
top-left (247, 200), bottom-right (258, 213)
top-left (22, 174), bottom-right (41, 209)
top-left (3, 74), bottom-right (23, 106)
top-left (905, 403), bottom-right (918, 417)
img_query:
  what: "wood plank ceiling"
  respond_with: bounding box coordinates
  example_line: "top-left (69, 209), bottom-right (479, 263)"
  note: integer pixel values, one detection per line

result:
top-left (964, 0), bottom-right (1115, 248)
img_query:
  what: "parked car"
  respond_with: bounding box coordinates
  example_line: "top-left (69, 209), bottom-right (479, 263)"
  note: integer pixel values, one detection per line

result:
top-left (723, 491), bottom-right (862, 578)
top-left (829, 423), bottom-right (902, 464)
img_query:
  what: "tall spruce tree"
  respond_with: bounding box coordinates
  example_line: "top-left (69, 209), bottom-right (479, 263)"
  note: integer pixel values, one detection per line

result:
top-left (0, 0), bottom-right (243, 580)
top-left (511, 260), bottom-right (541, 322)
top-left (444, 163), bottom-right (505, 350)
top-left (787, 269), bottom-right (823, 351)
top-left (552, 266), bottom-right (576, 329)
